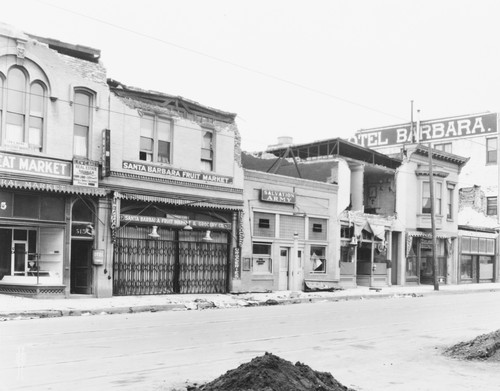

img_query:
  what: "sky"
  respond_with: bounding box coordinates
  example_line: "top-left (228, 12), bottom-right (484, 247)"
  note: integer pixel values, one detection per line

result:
top-left (2, 0), bottom-right (500, 152)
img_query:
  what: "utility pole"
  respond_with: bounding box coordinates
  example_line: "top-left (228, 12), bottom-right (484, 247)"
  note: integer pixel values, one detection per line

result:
top-left (428, 143), bottom-right (439, 291)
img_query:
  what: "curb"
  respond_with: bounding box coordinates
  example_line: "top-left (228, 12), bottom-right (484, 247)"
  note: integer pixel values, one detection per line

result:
top-left (1, 288), bottom-right (499, 321)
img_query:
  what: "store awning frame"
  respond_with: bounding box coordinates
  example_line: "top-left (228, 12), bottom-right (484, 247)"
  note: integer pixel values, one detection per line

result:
top-left (115, 192), bottom-right (243, 211)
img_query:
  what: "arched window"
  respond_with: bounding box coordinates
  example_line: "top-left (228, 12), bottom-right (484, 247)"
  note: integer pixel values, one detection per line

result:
top-left (6, 68), bottom-right (26, 144)
top-left (1, 67), bottom-right (47, 151)
top-left (29, 82), bottom-right (45, 151)
top-left (73, 90), bottom-right (92, 157)
top-left (0, 76), bottom-right (3, 125)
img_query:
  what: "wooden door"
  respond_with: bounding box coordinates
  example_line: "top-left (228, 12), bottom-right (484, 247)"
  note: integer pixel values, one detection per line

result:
top-left (279, 248), bottom-right (289, 290)
top-left (71, 240), bottom-right (92, 294)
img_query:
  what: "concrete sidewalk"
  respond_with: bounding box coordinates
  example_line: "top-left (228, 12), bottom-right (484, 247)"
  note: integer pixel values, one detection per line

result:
top-left (1, 283), bottom-right (500, 321)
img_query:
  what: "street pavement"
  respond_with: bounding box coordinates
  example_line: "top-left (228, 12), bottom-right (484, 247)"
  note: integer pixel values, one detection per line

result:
top-left (2, 282), bottom-right (500, 321)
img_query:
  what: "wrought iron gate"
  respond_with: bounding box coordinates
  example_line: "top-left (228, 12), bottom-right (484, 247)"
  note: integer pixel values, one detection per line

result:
top-left (113, 234), bottom-right (229, 295)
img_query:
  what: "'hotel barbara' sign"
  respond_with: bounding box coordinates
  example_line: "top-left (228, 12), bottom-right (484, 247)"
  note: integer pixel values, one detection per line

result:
top-left (261, 189), bottom-right (296, 204)
top-left (349, 112), bottom-right (497, 148)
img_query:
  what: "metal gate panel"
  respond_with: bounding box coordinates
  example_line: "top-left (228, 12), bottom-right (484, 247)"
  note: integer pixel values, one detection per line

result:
top-left (113, 238), bottom-right (177, 296)
top-left (178, 241), bottom-right (228, 294)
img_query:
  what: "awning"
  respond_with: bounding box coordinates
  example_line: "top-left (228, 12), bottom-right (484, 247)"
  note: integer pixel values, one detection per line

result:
top-left (368, 221), bottom-right (386, 240)
top-left (115, 192), bottom-right (243, 211)
top-left (406, 230), bottom-right (457, 239)
top-left (0, 177), bottom-right (108, 197)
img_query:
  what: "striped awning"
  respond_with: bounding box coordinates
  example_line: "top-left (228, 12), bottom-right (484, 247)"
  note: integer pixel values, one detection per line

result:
top-left (115, 192), bottom-right (243, 211)
top-left (0, 177), bottom-right (108, 197)
top-left (406, 230), bottom-right (457, 239)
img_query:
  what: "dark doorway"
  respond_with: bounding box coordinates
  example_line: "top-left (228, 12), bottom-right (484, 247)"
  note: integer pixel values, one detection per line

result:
top-left (71, 240), bottom-right (93, 294)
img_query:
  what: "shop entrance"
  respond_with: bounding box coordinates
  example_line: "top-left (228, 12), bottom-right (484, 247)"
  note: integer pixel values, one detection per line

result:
top-left (70, 240), bottom-right (93, 294)
top-left (113, 228), bottom-right (229, 295)
top-left (279, 247), bottom-right (289, 290)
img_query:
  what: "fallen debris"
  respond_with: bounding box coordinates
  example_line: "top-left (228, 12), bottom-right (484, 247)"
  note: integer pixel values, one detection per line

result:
top-left (444, 329), bottom-right (500, 361)
top-left (188, 352), bottom-right (355, 391)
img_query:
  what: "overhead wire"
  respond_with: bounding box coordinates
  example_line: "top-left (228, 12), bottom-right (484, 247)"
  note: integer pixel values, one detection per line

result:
top-left (35, 0), bottom-right (408, 123)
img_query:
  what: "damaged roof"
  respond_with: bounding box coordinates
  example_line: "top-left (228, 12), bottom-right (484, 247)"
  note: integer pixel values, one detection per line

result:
top-left (266, 138), bottom-right (402, 170)
top-left (27, 33), bottom-right (101, 63)
top-left (108, 78), bottom-right (236, 123)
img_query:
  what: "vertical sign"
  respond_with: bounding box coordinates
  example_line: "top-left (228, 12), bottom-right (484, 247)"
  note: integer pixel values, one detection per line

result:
top-left (102, 128), bottom-right (111, 177)
top-left (233, 247), bottom-right (241, 279)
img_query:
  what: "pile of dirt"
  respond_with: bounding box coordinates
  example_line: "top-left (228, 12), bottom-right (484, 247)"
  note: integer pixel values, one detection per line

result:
top-left (188, 352), bottom-right (355, 391)
top-left (444, 329), bottom-right (500, 361)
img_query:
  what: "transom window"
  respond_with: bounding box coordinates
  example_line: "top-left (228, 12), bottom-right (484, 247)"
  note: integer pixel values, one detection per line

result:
top-left (140, 114), bottom-right (172, 163)
top-left (1, 67), bottom-right (47, 151)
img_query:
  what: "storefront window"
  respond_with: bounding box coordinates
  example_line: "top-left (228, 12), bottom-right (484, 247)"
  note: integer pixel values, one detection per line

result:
top-left (310, 246), bottom-right (326, 273)
top-left (252, 242), bottom-right (272, 273)
top-left (460, 255), bottom-right (473, 280)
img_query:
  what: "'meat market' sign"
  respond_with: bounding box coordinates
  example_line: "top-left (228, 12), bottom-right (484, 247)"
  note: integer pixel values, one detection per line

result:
top-left (0, 152), bottom-right (71, 180)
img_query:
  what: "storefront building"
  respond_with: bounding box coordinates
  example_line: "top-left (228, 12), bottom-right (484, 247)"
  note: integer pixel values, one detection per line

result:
top-left (239, 169), bottom-right (338, 292)
top-left (458, 229), bottom-right (496, 283)
top-left (105, 80), bottom-right (244, 295)
top-left (0, 25), bottom-right (111, 297)
top-left (394, 145), bottom-right (469, 285)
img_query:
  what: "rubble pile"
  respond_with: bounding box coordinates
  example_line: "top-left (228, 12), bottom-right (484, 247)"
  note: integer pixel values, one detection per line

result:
top-left (189, 352), bottom-right (354, 391)
top-left (444, 329), bottom-right (500, 361)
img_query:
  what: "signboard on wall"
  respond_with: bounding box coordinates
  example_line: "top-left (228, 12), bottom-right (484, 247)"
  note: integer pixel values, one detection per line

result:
top-left (233, 247), bottom-right (241, 279)
top-left (0, 151), bottom-right (72, 179)
top-left (122, 161), bottom-right (233, 185)
top-left (73, 159), bottom-right (99, 187)
top-left (260, 189), bottom-right (296, 204)
top-left (348, 112), bottom-right (497, 148)
top-left (120, 214), bottom-right (232, 230)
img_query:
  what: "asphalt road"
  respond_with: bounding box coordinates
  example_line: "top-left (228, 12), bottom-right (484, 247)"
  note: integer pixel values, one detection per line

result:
top-left (1, 291), bottom-right (500, 391)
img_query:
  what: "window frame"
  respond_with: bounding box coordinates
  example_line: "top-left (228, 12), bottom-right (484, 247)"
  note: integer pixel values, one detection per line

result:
top-left (434, 142), bottom-right (452, 153)
top-left (310, 245), bottom-right (327, 274)
top-left (421, 180), bottom-right (443, 215)
top-left (139, 113), bottom-right (172, 164)
top-left (486, 196), bottom-right (497, 216)
top-left (201, 127), bottom-right (214, 171)
top-left (252, 241), bottom-right (273, 274)
top-left (73, 89), bottom-right (93, 158)
top-left (1, 67), bottom-right (47, 152)
top-left (486, 137), bottom-right (497, 164)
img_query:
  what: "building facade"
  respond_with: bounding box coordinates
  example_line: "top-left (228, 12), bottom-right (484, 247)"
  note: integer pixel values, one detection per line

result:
top-left (104, 80), bottom-right (244, 296)
top-left (0, 24), bottom-right (244, 297)
top-left (0, 24), bottom-right (110, 297)
top-left (239, 169), bottom-right (339, 292)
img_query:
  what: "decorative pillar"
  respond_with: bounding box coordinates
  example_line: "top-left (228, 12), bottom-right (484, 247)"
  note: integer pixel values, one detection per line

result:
top-left (351, 164), bottom-right (364, 212)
